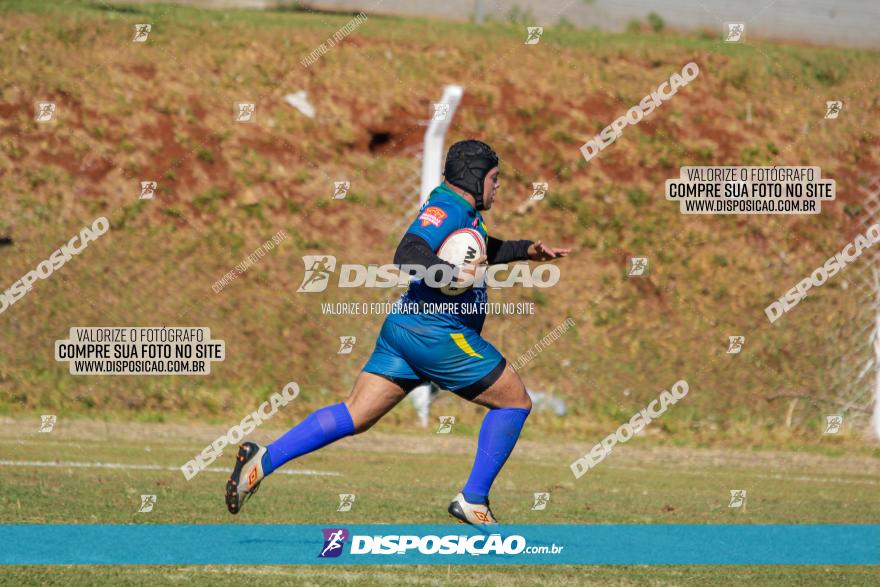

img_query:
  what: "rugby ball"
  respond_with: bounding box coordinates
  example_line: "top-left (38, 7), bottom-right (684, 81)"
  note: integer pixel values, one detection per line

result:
top-left (436, 228), bottom-right (486, 296)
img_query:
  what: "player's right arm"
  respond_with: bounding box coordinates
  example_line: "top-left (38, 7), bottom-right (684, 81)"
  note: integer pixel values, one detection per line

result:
top-left (394, 201), bottom-right (486, 285)
top-left (394, 236), bottom-right (485, 286)
top-left (394, 202), bottom-right (458, 276)
top-left (393, 233), bottom-right (455, 277)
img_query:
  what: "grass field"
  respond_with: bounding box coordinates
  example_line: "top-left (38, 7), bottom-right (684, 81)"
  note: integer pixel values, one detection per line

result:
top-left (1, 417), bottom-right (878, 584)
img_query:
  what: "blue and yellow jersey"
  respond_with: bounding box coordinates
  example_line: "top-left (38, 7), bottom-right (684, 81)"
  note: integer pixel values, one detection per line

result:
top-left (388, 182), bottom-right (490, 333)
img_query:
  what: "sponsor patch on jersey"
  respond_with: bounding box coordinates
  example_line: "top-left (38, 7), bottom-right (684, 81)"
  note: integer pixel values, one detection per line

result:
top-left (419, 206), bottom-right (448, 228)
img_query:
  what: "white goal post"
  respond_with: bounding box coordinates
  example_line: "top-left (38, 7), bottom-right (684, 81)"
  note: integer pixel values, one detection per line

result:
top-left (419, 85), bottom-right (463, 203)
top-left (410, 84), bottom-right (463, 427)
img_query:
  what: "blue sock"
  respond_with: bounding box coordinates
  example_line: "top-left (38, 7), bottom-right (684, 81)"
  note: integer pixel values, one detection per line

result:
top-left (262, 403), bottom-right (355, 476)
top-left (462, 407), bottom-right (530, 504)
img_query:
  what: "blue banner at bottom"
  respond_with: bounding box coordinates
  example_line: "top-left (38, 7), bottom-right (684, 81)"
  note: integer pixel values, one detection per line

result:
top-left (0, 524), bottom-right (876, 565)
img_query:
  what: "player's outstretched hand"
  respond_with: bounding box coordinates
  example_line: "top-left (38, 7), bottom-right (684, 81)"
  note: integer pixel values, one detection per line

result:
top-left (527, 241), bottom-right (571, 261)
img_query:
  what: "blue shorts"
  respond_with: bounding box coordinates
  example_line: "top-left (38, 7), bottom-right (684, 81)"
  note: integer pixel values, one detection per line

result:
top-left (362, 319), bottom-right (506, 400)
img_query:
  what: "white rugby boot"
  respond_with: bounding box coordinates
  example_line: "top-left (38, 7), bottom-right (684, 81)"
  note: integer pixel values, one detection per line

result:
top-left (448, 492), bottom-right (499, 525)
top-left (225, 442), bottom-right (268, 514)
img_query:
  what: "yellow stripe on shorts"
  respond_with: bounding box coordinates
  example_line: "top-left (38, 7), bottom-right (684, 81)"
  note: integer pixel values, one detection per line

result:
top-left (450, 333), bottom-right (484, 359)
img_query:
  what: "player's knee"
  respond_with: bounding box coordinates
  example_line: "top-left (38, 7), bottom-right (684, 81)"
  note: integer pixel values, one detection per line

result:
top-left (352, 414), bottom-right (380, 434)
top-left (344, 400), bottom-right (373, 434)
top-left (508, 372), bottom-right (531, 411)
top-left (513, 390), bottom-right (532, 412)
top-left (488, 369), bottom-right (530, 411)
top-left (498, 380), bottom-right (531, 411)
top-left (352, 420), bottom-right (373, 434)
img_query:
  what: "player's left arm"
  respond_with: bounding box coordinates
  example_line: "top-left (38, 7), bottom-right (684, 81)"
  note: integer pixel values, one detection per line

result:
top-left (486, 236), bottom-right (571, 263)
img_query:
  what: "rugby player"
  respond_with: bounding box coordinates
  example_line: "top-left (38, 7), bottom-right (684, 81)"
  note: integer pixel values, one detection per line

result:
top-left (226, 139), bottom-right (570, 524)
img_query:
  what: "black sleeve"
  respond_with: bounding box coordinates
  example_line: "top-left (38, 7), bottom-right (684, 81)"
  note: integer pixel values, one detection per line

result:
top-left (394, 233), bottom-right (457, 276)
top-left (486, 236), bottom-right (533, 264)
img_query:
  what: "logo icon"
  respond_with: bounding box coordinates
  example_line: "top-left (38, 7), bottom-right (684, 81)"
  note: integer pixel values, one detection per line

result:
top-left (132, 24), bottom-right (151, 42)
top-left (727, 336), bottom-right (745, 354)
top-left (824, 415), bottom-right (843, 435)
top-left (34, 102), bottom-right (56, 123)
top-left (436, 416), bottom-right (456, 434)
top-left (472, 510), bottom-right (492, 523)
top-left (530, 182), bottom-right (548, 201)
top-left (139, 181), bottom-right (157, 200)
top-left (531, 492), bottom-right (550, 511)
top-left (824, 101), bottom-right (843, 119)
top-left (337, 493), bottom-right (356, 512)
top-left (39, 415), bottom-right (57, 433)
top-left (728, 489), bottom-right (746, 508)
top-left (319, 528), bottom-right (349, 558)
top-left (138, 494), bottom-right (157, 513)
top-left (432, 103), bottom-right (450, 121)
top-left (725, 23), bottom-right (745, 42)
top-left (419, 206), bottom-right (448, 228)
top-left (627, 256), bottom-right (649, 277)
top-left (332, 181), bottom-right (350, 200)
top-left (524, 27), bottom-right (544, 45)
top-left (297, 255), bottom-right (337, 293)
top-left (234, 102), bottom-right (256, 123)
top-left (337, 336), bottom-right (356, 355)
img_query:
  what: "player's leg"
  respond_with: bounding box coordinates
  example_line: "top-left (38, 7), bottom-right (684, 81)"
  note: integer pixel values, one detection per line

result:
top-left (264, 371), bottom-right (409, 472)
top-left (456, 365), bottom-right (531, 513)
top-left (226, 320), bottom-right (419, 514)
top-left (467, 363), bottom-right (531, 410)
top-left (343, 371), bottom-right (415, 432)
top-left (397, 325), bottom-right (530, 524)
top-left (226, 372), bottom-right (408, 514)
